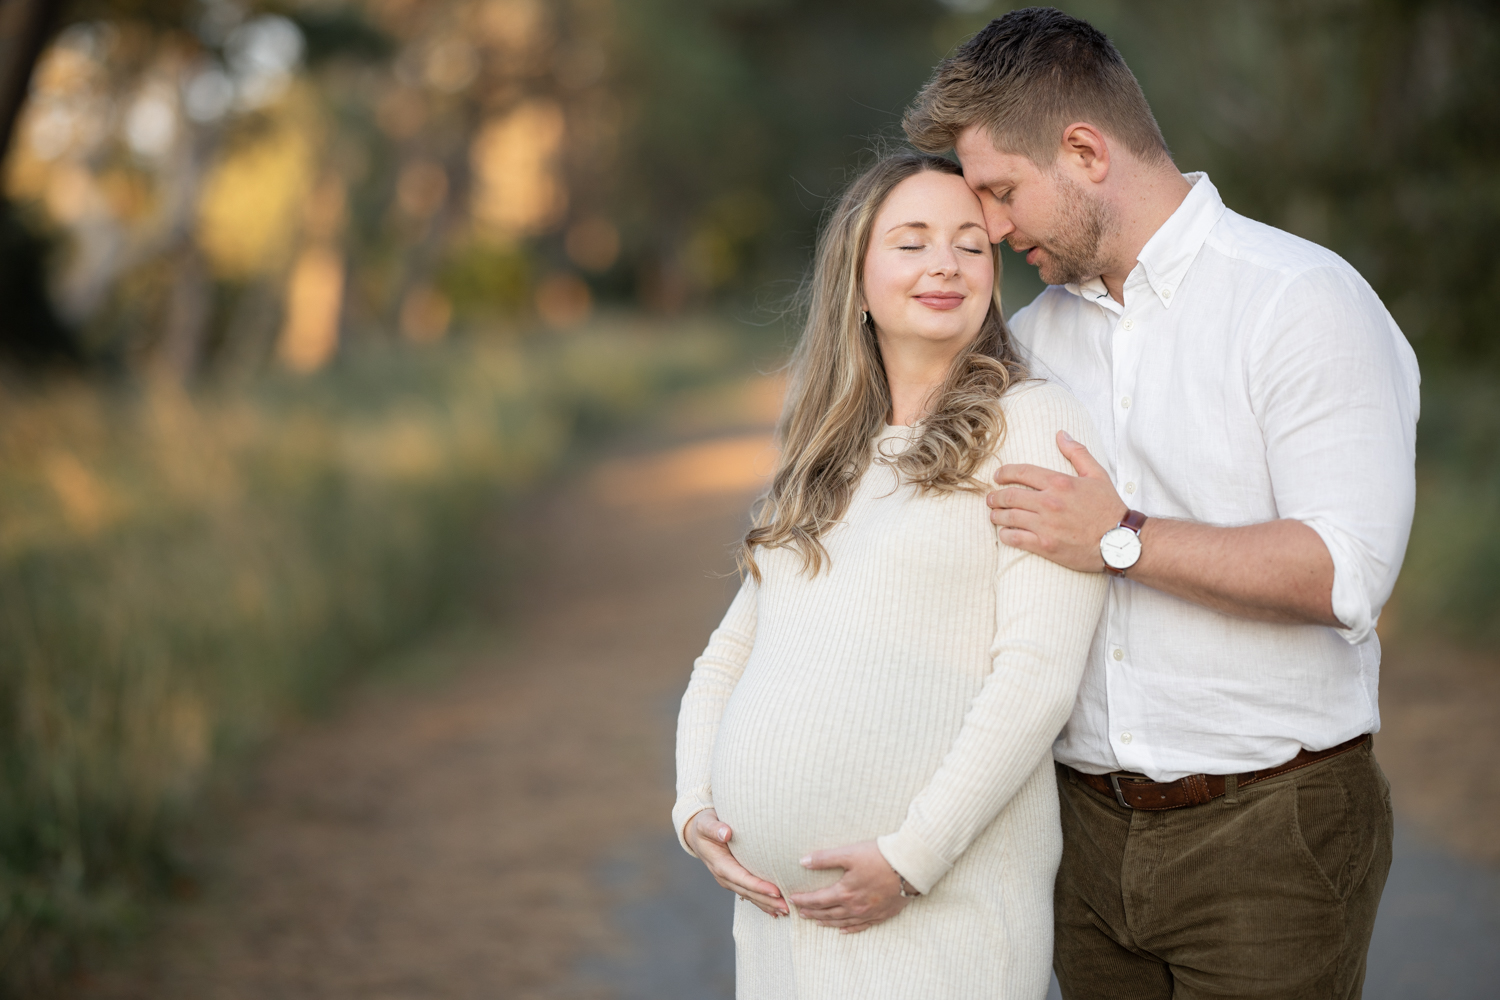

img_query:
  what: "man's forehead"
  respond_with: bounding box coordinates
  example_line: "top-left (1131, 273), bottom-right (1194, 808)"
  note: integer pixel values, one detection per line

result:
top-left (954, 126), bottom-right (1031, 185)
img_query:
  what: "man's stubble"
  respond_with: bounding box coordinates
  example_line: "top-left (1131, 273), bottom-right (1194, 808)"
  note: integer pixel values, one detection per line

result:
top-left (1023, 172), bottom-right (1113, 287)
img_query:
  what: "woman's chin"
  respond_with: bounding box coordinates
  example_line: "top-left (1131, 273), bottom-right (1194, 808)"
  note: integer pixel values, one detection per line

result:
top-left (879, 317), bottom-right (984, 350)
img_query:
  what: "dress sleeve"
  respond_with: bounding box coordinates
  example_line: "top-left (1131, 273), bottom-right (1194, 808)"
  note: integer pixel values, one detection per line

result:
top-left (672, 576), bottom-right (758, 855)
top-left (876, 384), bottom-right (1108, 893)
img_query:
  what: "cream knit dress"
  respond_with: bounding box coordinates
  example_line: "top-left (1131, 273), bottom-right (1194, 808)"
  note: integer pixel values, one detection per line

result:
top-left (673, 381), bottom-right (1108, 1000)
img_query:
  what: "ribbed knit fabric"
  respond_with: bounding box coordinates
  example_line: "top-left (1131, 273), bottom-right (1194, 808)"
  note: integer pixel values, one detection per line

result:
top-left (673, 381), bottom-right (1109, 1000)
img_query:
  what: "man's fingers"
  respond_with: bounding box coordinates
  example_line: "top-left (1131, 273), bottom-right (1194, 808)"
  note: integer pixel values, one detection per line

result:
top-left (996, 526), bottom-right (1042, 551)
top-left (993, 462), bottom-right (1057, 490)
top-left (987, 486), bottom-right (1049, 514)
top-left (1057, 430), bottom-right (1108, 479)
top-left (989, 505), bottom-right (1042, 533)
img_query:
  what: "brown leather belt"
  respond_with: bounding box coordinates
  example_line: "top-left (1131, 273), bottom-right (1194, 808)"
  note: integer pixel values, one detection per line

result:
top-left (1069, 734), bottom-right (1371, 811)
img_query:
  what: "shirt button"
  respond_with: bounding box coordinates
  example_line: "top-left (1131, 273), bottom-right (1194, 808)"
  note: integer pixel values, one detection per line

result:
top-left (1162, 288), bottom-right (1173, 299)
top-left (1122, 318), bottom-right (1135, 331)
top-left (1124, 482), bottom-right (1136, 494)
top-left (1112, 648), bottom-right (1124, 661)
top-left (1120, 732), bottom-right (1134, 744)
top-left (1120, 396), bottom-right (1131, 409)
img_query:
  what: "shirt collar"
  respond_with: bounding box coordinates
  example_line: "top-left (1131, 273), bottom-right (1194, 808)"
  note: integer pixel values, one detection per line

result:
top-left (1134, 172), bottom-right (1225, 309)
top-left (1061, 172), bottom-right (1226, 312)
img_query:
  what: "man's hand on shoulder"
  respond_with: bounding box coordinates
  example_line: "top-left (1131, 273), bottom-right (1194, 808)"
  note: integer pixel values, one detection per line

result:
top-left (987, 430), bottom-right (1124, 572)
top-left (987, 431), bottom-right (1342, 626)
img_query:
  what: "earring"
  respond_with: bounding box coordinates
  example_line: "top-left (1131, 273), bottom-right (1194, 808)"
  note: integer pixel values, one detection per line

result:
top-left (860, 310), bottom-right (870, 326)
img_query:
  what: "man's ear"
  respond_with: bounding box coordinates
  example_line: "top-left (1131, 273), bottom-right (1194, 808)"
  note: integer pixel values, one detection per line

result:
top-left (1059, 122), bottom-right (1110, 184)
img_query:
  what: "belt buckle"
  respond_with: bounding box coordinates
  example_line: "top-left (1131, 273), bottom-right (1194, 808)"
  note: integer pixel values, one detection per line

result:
top-left (1108, 773), bottom-right (1133, 809)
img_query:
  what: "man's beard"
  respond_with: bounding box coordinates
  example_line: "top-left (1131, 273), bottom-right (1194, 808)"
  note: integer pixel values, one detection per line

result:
top-left (1021, 174), bottom-right (1112, 287)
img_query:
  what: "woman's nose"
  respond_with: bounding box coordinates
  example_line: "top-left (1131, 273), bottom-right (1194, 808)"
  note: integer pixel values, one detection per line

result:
top-left (929, 247), bottom-right (960, 277)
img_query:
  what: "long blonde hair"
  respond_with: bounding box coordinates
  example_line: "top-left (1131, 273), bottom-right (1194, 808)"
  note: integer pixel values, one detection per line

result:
top-left (742, 151), bottom-right (1028, 579)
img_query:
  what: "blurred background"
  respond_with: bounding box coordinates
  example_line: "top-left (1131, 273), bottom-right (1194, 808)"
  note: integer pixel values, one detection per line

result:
top-left (1, 0), bottom-right (1497, 997)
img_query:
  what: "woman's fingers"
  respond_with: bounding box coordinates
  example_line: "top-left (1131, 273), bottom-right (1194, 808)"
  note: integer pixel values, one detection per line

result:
top-left (704, 855), bottom-right (783, 903)
top-left (686, 811), bottom-right (788, 915)
top-left (709, 871), bottom-right (783, 912)
top-left (798, 845), bottom-right (853, 871)
top-left (791, 889), bottom-right (860, 918)
top-left (838, 921), bottom-right (877, 934)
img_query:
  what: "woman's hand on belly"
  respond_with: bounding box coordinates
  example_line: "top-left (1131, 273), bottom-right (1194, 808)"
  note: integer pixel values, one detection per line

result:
top-left (685, 809), bottom-right (790, 917)
top-left (789, 841), bottom-right (912, 934)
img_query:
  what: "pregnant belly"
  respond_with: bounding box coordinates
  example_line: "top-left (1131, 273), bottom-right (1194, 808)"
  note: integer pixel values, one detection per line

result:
top-left (709, 659), bottom-right (976, 896)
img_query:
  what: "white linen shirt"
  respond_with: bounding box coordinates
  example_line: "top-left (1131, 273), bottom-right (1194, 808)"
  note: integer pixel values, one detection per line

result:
top-left (1010, 172), bottom-right (1421, 782)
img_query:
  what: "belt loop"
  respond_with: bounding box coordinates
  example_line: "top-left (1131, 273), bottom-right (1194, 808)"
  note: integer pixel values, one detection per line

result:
top-left (1066, 766), bottom-right (1077, 786)
top-left (1224, 772), bottom-right (1239, 806)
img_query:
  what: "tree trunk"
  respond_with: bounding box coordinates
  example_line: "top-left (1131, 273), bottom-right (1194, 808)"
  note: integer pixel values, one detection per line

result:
top-left (0, 0), bottom-right (62, 167)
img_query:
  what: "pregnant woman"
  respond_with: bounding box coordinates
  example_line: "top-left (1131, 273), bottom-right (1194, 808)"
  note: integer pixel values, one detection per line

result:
top-left (673, 151), bottom-right (1106, 999)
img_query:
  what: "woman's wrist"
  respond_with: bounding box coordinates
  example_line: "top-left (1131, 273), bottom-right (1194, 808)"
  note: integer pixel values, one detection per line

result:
top-left (885, 857), bottom-right (920, 897)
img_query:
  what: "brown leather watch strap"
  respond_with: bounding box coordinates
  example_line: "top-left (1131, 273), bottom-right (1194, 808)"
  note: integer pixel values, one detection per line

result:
top-left (1104, 509), bottom-right (1147, 578)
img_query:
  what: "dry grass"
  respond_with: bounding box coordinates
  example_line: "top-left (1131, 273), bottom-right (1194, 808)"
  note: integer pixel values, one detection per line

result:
top-left (0, 320), bottom-right (754, 996)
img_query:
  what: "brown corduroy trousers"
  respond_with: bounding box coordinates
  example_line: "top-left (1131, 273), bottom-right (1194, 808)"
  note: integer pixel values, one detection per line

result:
top-left (1053, 742), bottom-right (1393, 999)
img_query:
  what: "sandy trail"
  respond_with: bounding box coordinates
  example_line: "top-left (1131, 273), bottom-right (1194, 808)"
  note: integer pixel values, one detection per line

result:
top-left (69, 380), bottom-right (1499, 999)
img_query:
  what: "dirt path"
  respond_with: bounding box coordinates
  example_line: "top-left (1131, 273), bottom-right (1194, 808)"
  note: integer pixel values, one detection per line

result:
top-left (69, 377), bottom-right (1499, 999)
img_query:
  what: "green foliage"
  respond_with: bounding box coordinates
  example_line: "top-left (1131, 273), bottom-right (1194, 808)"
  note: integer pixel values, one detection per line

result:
top-left (439, 244), bottom-right (534, 322)
top-left (1068, 0), bottom-right (1500, 371)
top-left (0, 320), bottom-right (748, 995)
top-left (1390, 374), bottom-right (1500, 640)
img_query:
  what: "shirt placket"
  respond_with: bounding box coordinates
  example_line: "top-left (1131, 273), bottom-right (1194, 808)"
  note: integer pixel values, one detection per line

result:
top-left (1104, 275), bottom-right (1151, 773)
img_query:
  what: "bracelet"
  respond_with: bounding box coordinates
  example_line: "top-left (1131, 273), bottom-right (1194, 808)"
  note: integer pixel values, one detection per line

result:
top-left (897, 874), bottom-right (920, 898)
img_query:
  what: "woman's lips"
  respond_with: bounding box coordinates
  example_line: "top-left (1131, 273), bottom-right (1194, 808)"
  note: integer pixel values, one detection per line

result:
top-left (914, 292), bottom-right (965, 311)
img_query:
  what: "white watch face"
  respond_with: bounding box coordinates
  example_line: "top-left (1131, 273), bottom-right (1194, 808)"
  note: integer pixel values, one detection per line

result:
top-left (1100, 525), bottom-right (1142, 570)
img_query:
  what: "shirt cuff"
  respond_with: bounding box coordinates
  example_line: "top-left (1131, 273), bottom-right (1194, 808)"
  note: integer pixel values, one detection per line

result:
top-left (1303, 519), bottom-right (1377, 645)
top-left (672, 797), bottom-right (713, 857)
top-left (876, 827), bottom-right (952, 896)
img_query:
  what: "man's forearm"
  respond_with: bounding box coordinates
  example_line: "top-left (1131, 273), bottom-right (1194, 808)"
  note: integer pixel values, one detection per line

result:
top-left (1129, 517), bottom-right (1340, 627)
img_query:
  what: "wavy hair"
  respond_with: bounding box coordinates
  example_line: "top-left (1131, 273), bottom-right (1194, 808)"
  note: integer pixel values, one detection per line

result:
top-left (742, 151), bottom-right (1029, 580)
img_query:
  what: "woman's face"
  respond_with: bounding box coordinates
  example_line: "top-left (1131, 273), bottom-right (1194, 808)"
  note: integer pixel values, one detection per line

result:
top-left (861, 170), bottom-right (994, 354)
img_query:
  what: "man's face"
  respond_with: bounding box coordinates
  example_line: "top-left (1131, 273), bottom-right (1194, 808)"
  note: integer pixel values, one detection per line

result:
top-left (954, 125), bottom-right (1110, 287)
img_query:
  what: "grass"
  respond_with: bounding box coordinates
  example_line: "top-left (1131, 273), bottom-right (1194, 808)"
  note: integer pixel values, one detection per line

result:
top-left (0, 317), bottom-right (760, 995)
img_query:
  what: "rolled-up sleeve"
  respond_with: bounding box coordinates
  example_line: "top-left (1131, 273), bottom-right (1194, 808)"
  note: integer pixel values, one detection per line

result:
top-left (1248, 265), bottom-right (1421, 644)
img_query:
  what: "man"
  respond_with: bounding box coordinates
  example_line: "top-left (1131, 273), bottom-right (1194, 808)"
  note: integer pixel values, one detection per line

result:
top-left (904, 8), bottom-right (1418, 999)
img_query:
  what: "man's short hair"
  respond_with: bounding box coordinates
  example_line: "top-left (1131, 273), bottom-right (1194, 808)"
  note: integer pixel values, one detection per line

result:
top-left (904, 7), bottom-right (1170, 167)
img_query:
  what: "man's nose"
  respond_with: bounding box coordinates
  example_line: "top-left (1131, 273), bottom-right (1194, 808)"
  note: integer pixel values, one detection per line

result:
top-left (983, 203), bottom-right (1013, 245)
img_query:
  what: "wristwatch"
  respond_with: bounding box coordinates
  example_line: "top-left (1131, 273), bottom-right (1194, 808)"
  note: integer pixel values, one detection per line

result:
top-left (1100, 509), bottom-right (1147, 577)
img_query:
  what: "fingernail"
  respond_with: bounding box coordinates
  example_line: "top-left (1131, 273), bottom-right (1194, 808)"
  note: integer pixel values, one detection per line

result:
top-left (719, 827), bottom-right (730, 842)
top-left (800, 856), bottom-right (811, 866)
top-left (769, 889), bottom-right (781, 897)
top-left (1062, 431), bottom-right (1076, 443)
